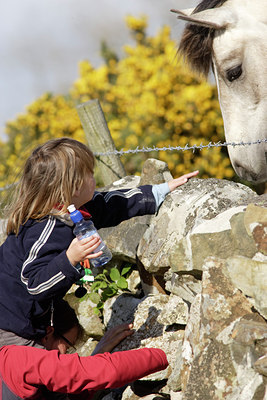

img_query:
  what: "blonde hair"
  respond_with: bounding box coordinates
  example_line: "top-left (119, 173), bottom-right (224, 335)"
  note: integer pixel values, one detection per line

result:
top-left (6, 137), bottom-right (95, 235)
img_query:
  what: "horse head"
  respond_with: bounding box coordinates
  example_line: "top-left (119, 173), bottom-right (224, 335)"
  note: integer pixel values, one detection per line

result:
top-left (172, 0), bottom-right (267, 183)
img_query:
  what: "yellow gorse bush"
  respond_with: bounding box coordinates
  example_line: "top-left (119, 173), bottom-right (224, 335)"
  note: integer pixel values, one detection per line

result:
top-left (1, 16), bottom-right (234, 198)
top-left (0, 93), bottom-right (81, 191)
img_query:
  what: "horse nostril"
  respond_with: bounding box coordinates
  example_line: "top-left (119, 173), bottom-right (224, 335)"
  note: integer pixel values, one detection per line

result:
top-left (234, 162), bottom-right (259, 183)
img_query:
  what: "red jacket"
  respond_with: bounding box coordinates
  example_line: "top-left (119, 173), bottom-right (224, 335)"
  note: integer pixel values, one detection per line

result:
top-left (0, 346), bottom-right (168, 400)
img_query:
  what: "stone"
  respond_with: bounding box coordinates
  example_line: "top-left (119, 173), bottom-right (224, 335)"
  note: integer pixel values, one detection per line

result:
top-left (244, 204), bottom-right (267, 255)
top-left (167, 345), bottom-right (183, 392)
top-left (180, 294), bottom-right (202, 390)
top-left (113, 294), bottom-right (169, 352)
top-left (139, 158), bottom-right (173, 186)
top-left (127, 269), bottom-right (142, 294)
top-left (137, 179), bottom-right (256, 274)
top-left (181, 257), bottom-right (266, 399)
top-left (157, 294), bottom-right (189, 326)
top-left (99, 175), bottom-right (141, 191)
top-left (76, 296), bottom-right (104, 339)
top-left (65, 292), bottom-right (104, 339)
top-left (170, 208), bottom-right (257, 273)
top-left (165, 273), bottom-right (202, 304)
top-left (231, 316), bottom-right (267, 346)
top-left (76, 337), bottom-right (98, 357)
top-left (254, 355), bottom-right (267, 377)
top-left (137, 258), bottom-right (167, 295)
top-left (223, 256), bottom-right (267, 319)
top-left (170, 391), bottom-right (183, 400)
top-left (100, 215), bottom-right (152, 263)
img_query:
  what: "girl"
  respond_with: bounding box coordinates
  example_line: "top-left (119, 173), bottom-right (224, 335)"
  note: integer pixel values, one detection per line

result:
top-left (0, 137), bottom-right (198, 347)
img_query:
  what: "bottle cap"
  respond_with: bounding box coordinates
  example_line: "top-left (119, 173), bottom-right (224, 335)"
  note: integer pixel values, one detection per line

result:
top-left (67, 204), bottom-right (76, 213)
top-left (67, 204), bottom-right (83, 223)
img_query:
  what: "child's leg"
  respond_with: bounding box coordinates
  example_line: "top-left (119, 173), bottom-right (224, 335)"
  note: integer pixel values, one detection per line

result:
top-left (0, 329), bottom-right (44, 348)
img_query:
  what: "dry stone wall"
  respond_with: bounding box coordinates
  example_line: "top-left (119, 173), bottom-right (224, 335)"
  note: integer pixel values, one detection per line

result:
top-left (66, 159), bottom-right (267, 400)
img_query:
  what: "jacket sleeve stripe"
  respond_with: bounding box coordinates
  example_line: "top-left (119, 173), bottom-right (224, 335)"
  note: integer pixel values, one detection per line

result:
top-left (26, 272), bottom-right (66, 295)
top-left (103, 188), bottom-right (142, 202)
top-left (20, 217), bottom-right (66, 294)
top-left (21, 217), bottom-right (56, 282)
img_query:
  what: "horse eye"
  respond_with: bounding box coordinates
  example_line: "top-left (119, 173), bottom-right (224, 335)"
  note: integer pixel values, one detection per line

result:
top-left (226, 65), bottom-right (242, 82)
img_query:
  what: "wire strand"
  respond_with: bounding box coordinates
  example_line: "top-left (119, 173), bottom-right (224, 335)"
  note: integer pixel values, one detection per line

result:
top-left (94, 138), bottom-right (267, 156)
top-left (1, 138), bottom-right (266, 192)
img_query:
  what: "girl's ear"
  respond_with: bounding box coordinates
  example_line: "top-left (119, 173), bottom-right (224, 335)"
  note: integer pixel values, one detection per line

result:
top-left (45, 325), bottom-right (55, 338)
top-left (73, 186), bottom-right (81, 197)
top-left (41, 325), bottom-right (55, 348)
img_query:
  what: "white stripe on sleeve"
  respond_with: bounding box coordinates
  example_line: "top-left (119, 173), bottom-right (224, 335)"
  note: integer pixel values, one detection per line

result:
top-left (21, 217), bottom-right (66, 294)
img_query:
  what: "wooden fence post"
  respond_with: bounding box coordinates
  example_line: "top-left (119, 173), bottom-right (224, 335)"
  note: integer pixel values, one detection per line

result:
top-left (76, 99), bottom-right (126, 186)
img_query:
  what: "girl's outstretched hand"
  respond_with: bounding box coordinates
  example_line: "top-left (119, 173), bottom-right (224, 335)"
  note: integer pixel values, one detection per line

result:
top-left (91, 323), bottom-right (134, 355)
top-left (168, 170), bottom-right (199, 192)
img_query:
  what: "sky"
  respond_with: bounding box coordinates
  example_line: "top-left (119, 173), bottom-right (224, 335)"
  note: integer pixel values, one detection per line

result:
top-left (0, 0), bottom-right (198, 141)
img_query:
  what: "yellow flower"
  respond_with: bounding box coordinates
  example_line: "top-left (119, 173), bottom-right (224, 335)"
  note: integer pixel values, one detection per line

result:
top-left (125, 15), bottom-right (147, 31)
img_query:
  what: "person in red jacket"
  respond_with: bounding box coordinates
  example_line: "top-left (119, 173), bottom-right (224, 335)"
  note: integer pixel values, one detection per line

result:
top-left (0, 345), bottom-right (168, 400)
top-left (0, 300), bottom-right (169, 399)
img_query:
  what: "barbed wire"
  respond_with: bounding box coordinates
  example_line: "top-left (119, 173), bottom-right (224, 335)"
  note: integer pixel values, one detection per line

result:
top-left (94, 138), bottom-right (267, 156)
top-left (0, 138), bottom-right (266, 193)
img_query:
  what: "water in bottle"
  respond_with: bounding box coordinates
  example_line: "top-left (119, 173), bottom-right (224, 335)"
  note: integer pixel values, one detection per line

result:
top-left (67, 204), bottom-right (112, 268)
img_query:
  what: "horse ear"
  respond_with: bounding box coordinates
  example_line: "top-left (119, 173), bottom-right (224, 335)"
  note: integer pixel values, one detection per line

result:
top-left (170, 8), bottom-right (195, 17)
top-left (171, 6), bottom-right (235, 29)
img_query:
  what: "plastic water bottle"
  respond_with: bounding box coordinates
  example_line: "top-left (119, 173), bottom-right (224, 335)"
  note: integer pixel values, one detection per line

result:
top-left (67, 204), bottom-right (112, 268)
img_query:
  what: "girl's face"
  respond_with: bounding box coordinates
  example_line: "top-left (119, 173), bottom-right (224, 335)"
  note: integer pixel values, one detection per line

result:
top-left (72, 172), bottom-right (96, 208)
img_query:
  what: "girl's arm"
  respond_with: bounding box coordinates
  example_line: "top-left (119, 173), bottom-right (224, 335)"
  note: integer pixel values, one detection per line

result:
top-left (85, 185), bottom-right (156, 229)
top-left (85, 171), bottom-right (199, 229)
top-left (152, 170), bottom-right (199, 208)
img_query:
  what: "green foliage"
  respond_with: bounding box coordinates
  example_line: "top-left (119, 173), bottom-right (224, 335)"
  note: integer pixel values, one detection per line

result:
top-left (85, 264), bottom-right (132, 316)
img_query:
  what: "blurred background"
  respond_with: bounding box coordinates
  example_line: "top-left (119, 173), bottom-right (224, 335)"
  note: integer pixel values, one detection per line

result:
top-left (1, 0), bottom-right (197, 140)
top-left (1, 0), bottom-right (245, 206)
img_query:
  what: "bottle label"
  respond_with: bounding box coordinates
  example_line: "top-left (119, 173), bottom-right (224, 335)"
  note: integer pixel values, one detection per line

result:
top-left (75, 224), bottom-right (112, 267)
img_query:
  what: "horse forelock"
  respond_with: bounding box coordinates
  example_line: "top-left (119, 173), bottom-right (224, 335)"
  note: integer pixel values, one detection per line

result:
top-left (178, 0), bottom-right (228, 77)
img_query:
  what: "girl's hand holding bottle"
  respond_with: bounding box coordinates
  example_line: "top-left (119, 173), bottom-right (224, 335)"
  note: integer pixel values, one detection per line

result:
top-left (66, 236), bottom-right (103, 267)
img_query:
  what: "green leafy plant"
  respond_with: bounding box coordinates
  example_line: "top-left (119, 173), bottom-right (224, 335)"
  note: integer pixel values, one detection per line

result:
top-left (86, 264), bottom-right (132, 316)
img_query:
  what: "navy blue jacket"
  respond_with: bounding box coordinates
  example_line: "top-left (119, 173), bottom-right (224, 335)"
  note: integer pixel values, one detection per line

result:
top-left (0, 185), bottom-right (156, 340)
